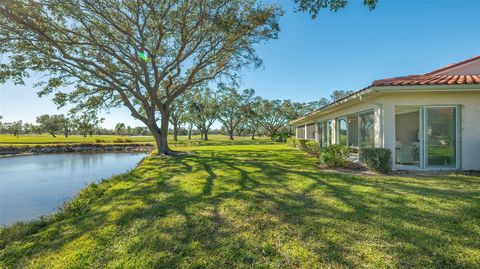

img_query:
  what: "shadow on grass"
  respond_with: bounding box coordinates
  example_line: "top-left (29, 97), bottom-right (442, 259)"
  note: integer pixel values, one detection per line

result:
top-left (1, 143), bottom-right (480, 268)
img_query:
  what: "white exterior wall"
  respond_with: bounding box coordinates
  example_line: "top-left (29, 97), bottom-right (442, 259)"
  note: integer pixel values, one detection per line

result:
top-left (433, 58), bottom-right (480, 75)
top-left (377, 91), bottom-right (480, 170)
top-left (293, 90), bottom-right (480, 170)
top-left (298, 102), bottom-right (379, 145)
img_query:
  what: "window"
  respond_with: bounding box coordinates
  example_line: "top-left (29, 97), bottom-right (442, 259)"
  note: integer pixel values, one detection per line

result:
top-left (395, 106), bottom-right (420, 166)
top-left (337, 118), bottom-right (347, 146)
top-left (425, 107), bottom-right (457, 168)
top-left (359, 111), bottom-right (375, 148)
top-left (394, 105), bottom-right (459, 169)
top-left (318, 122), bottom-right (324, 148)
top-left (297, 125), bottom-right (305, 139)
top-left (327, 120), bottom-right (334, 145)
top-left (306, 124), bottom-right (316, 140)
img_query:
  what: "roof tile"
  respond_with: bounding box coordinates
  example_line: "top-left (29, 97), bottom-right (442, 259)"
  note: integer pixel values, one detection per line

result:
top-left (373, 74), bottom-right (480, 86)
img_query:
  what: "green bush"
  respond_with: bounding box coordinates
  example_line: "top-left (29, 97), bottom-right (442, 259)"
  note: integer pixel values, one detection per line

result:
top-left (305, 141), bottom-right (321, 158)
top-left (271, 133), bottom-right (289, 142)
top-left (287, 137), bottom-right (298, 147)
top-left (360, 148), bottom-right (392, 173)
top-left (297, 139), bottom-right (308, 151)
top-left (321, 144), bottom-right (347, 167)
top-left (95, 138), bottom-right (106, 143)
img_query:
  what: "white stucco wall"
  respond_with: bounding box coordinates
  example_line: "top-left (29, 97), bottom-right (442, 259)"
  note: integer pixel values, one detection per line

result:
top-left (295, 101), bottom-right (379, 145)
top-left (377, 91), bottom-right (480, 170)
top-left (294, 89), bottom-right (480, 170)
top-left (433, 58), bottom-right (480, 75)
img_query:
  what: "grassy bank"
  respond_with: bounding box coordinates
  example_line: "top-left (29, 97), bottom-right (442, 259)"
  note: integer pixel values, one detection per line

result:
top-left (1, 139), bottom-right (479, 268)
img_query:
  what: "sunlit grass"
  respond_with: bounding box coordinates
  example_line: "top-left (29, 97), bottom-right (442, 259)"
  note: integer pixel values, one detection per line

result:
top-left (0, 134), bottom-right (267, 146)
top-left (1, 139), bottom-right (479, 268)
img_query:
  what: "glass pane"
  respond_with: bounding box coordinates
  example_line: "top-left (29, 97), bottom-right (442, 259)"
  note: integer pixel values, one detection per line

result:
top-left (306, 124), bottom-right (315, 140)
top-left (395, 106), bottom-right (420, 166)
top-left (347, 116), bottom-right (358, 147)
top-left (318, 123), bottom-right (323, 148)
top-left (358, 112), bottom-right (374, 148)
top-left (297, 126), bottom-right (305, 139)
top-left (323, 121), bottom-right (329, 146)
top-left (337, 118), bottom-right (347, 146)
top-left (327, 121), bottom-right (333, 145)
top-left (426, 107), bottom-right (456, 167)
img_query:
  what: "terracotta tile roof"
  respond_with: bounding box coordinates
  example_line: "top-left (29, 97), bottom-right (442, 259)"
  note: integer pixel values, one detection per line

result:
top-left (290, 55), bottom-right (480, 125)
top-left (372, 74), bottom-right (480, 86)
top-left (373, 55), bottom-right (480, 86)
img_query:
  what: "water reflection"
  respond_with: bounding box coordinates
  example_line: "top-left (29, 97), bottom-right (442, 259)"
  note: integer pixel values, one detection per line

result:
top-left (0, 152), bottom-right (147, 226)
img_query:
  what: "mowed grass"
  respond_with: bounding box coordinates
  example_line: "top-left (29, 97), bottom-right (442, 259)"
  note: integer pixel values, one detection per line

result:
top-left (0, 134), bottom-right (155, 145)
top-left (0, 134), bottom-right (265, 146)
top-left (1, 140), bottom-right (480, 268)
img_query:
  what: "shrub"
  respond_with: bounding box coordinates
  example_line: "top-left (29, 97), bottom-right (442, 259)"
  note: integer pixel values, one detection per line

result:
top-left (360, 148), bottom-right (392, 173)
top-left (305, 141), bottom-right (321, 158)
top-left (271, 133), bottom-right (289, 142)
top-left (321, 144), bottom-right (347, 167)
top-left (95, 138), bottom-right (106, 143)
top-left (297, 139), bottom-right (308, 151)
top-left (287, 137), bottom-right (298, 148)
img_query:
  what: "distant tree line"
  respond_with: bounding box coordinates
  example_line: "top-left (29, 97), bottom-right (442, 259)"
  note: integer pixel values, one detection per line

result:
top-left (163, 86), bottom-right (354, 141)
top-left (0, 89), bottom-right (352, 140)
top-left (0, 111), bottom-right (150, 138)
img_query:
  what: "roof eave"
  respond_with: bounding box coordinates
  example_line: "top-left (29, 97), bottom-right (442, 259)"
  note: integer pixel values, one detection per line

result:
top-left (289, 84), bottom-right (480, 125)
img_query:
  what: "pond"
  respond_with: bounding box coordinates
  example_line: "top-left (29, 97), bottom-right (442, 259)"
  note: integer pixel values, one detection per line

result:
top-left (0, 152), bottom-right (147, 226)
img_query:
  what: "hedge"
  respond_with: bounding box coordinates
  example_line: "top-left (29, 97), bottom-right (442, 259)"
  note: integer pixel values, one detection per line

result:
top-left (271, 133), bottom-right (289, 142)
top-left (297, 139), bottom-right (309, 151)
top-left (360, 148), bottom-right (392, 173)
top-left (321, 144), bottom-right (347, 167)
top-left (305, 141), bottom-right (321, 158)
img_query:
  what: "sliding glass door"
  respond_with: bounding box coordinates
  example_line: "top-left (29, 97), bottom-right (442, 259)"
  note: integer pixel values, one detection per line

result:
top-left (394, 105), bottom-right (459, 169)
top-left (359, 111), bottom-right (374, 148)
top-left (395, 106), bottom-right (421, 167)
top-left (425, 107), bottom-right (457, 168)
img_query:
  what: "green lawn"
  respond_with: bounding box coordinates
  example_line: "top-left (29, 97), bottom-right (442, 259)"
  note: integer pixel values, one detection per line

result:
top-left (1, 139), bottom-right (479, 268)
top-left (0, 134), bottom-right (265, 146)
top-left (0, 134), bottom-right (155, 146)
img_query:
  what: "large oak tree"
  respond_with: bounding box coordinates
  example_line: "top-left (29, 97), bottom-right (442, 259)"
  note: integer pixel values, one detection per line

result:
top-left (0, 0), bottom-right (281, 155)
top-left (217, 85), bottom-right (254, 140)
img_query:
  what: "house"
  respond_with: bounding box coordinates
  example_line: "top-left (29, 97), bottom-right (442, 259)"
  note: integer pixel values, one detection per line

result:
top-left (290, 56), bottom-right (480, 171)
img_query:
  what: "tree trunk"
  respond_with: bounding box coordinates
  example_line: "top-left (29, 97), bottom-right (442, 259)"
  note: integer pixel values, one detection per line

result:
top-left (251, 131), bottom-right (255, 140)
top-left (203, 129), bottom-right (208, 141)
top-left (188, 124), bottom-right (192, 140)
top-left (228, 130), bottom-right (234, 140)
top-left (155, 114), bottom-right (172, 155)
top-left (150, 126), bottom-right (164, 155)
top-left (173, 123), bottom-right (178, 141)
top-left (200, 130), bottom-right (204, 140)
top-left (51, 133), bottom-right (56, 138)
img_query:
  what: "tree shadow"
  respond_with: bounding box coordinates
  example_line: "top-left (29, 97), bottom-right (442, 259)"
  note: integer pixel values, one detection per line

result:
top-left (2, 143), bottom-right (480, 268)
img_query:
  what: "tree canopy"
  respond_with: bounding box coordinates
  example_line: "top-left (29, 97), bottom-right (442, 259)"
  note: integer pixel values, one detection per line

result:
top-left (216, 85), bottom-right (255, 140)
top-left (0, 0), bottom-right (281, 154)
top-left (295, 0), bottom-right (377, 18)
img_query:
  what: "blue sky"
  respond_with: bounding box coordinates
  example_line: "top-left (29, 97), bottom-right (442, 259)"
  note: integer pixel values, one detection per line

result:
top-left (1, 0), bottom-right (479, 129)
